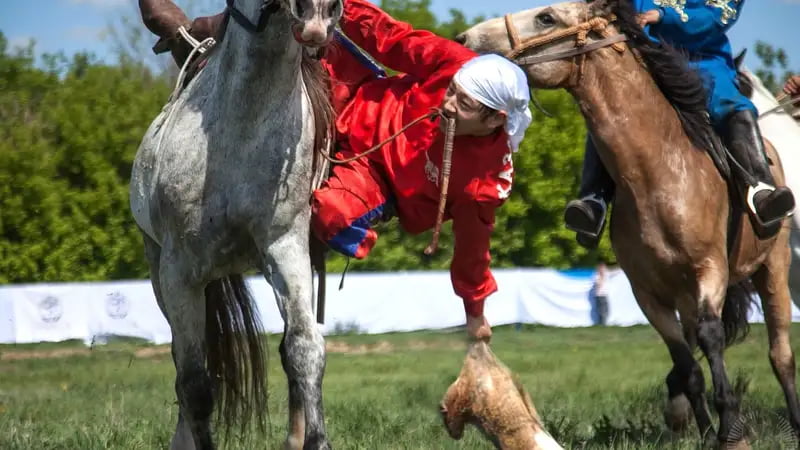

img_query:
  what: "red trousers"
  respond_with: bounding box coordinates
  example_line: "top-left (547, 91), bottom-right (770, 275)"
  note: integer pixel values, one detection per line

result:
top-left (311, 155), bottom-right (393, 259)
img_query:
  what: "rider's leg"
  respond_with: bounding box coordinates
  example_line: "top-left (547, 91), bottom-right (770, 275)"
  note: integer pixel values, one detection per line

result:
top-left (723, 109), bottom-right (795, 229)
top-left (311, 154), bottom-right (393, 259)
top-left (564, 134), bottom-right (616, 249)
top-left (707, 63), bottom-right (796, 235)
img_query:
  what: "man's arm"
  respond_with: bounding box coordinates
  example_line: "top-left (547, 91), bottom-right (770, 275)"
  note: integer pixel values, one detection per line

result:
top-left (449, 200), bottom-right (499, 318)
top-left (338, 0), bottom-right (476, 80)
top-left (655, 1), bottom-right (744, 39)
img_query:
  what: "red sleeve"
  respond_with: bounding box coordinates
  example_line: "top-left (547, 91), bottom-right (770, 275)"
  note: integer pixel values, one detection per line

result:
top-left (449, 200), bottom-right (499, 317)
top-left (338, 0), bottom-right (476, 80)
top-left (320, 40), bottom-right (381, 115)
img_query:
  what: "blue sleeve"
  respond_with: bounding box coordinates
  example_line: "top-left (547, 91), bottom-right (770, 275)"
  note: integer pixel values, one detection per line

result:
top-left (631, 0), bottom-right (657, 13)
top-left (658, 0), bottom-right (744, 38)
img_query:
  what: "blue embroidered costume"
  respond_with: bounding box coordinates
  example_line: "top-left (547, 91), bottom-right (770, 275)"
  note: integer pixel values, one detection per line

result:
top-left (563, 0), bottom-right (795, 247)
top-left (635, 0), bottom-right (755, 127)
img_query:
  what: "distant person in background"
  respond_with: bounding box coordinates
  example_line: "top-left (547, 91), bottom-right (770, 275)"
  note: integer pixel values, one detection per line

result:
top-left (593, 262), bottom-right (609, 326)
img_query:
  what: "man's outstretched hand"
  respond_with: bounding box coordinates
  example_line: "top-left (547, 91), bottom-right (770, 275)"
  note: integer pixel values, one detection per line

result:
top-left (466, 314), bottom-right (492, 342)
top-left (784, 75), bottom-right (800, 105)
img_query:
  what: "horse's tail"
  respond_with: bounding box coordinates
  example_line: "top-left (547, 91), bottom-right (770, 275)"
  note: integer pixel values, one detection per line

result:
top-left (721, 281), bottom-right (755, 348)
top-left (205, 274), bottom-right (267, 433)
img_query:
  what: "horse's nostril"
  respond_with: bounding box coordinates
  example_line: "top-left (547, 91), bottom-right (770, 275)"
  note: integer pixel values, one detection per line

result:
top-left (454, 33), bottom-right (467, 45)
top-left (295, 0), bottom-right (306, 17)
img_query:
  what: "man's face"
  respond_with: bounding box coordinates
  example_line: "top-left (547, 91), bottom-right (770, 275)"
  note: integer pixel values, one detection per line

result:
top-left (440, 81), bottom-right (507, 137)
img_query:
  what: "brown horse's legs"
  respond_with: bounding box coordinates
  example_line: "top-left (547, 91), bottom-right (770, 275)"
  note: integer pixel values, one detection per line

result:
top-left (666, 340), bottom-right (715, 442)
top-left (636, 290), bottom-right (714, 439)
top-left (697, 314), bottom-right (742, 446)
top-left (752, 244), bottom-right (800, 437)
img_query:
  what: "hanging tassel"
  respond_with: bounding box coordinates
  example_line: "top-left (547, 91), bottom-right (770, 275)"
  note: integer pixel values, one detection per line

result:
top-left (424, 116), bottom-right (456, 256)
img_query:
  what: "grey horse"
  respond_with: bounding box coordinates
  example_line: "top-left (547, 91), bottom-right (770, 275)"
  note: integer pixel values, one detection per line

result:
top-left (129, 0), bottom-right (341, 448)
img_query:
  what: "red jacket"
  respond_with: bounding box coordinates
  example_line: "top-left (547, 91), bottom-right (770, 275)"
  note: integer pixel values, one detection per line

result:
top-left (322, 0), bottom-right (515, 313)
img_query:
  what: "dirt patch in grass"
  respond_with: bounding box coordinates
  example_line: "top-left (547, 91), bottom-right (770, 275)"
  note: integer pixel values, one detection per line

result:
top-left (0, 348), bottom-right (92, 361)
top-left (325, 340), bottom-right (395, 354)
top-left (1, 338), bottom-right (467, 361)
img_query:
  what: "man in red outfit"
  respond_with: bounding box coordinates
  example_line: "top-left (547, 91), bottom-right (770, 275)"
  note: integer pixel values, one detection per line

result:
top-left (137, 0), bottom-right (532, 342)
top-left (313, 0), bottom-right (532, 342)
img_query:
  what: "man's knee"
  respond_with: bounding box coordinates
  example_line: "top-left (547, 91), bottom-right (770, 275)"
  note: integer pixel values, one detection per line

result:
top-left (311, 186), bottom-right (382, 259)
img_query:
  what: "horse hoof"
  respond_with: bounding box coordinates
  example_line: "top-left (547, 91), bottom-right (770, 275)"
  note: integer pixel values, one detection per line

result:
top-left (663, 395), bottom-right (692, 432)
top-left (283, 436), bottom-right (303, 450)
top-left (719, 438), bottom-right (751, 450)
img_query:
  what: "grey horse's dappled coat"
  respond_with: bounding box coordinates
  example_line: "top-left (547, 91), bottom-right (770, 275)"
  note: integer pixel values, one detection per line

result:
top-left (130, 0), bottom-right (340, 447)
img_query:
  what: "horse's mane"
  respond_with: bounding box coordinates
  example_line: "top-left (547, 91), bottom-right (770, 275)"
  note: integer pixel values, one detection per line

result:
top-left (301, 52), bottom-right (334, 175)
top-left (611, 1), bottom-right (715, 151)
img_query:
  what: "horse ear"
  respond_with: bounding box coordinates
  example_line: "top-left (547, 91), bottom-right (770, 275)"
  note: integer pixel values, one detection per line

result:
top-left (733, 49), bottom-right (747, 71)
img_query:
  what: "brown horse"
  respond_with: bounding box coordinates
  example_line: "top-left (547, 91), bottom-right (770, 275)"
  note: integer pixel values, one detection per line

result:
top-left (458, 1), bottom-right (799, 447)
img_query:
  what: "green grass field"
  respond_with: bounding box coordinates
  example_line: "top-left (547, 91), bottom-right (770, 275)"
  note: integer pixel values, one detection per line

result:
top-left (2, 324), bottom-right (799, 449)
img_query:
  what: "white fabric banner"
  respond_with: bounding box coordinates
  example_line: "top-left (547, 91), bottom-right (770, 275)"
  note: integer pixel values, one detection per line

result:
top-left (2, 268), bottom-right (800, 344)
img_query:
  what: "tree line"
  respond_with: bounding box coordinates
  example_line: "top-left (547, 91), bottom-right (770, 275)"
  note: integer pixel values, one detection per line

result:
top-left (1, 0), bottom-right (792, 282)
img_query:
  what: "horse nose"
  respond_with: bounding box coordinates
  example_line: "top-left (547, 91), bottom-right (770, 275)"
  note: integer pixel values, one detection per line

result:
top-left (454, 33), bottom-right (467, 45)
top-left (301, 23), bottom-right (328, 45)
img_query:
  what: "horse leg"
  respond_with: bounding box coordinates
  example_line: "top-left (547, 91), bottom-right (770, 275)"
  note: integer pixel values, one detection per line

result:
top-left (634, 288), bottom-right (714, 440)
top-left (143, 235), bottom-right (204, 449)
top-left (280, 329), bottom-right (307, 450)
top-left (662, 314), bottom-right (701, 433)
top-left (143, 233), bottom-right (167, 316)
top-left (695, 273), bottom-right (746, 447)
top-left (158, 249), bottom-right (214, 450)
top-left (261, 233), bottom-right (328, 450)
top-left (752, 241), bottom-right (800, 437)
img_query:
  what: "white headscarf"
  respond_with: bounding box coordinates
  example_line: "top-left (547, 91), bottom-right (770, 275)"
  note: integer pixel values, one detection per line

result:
top-left (453, 54), bottom-right (532, 152)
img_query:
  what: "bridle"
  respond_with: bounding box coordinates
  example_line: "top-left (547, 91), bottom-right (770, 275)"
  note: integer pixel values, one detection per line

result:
top-left (226, 0), bottom-right (282, 33)
top-left (502, 13), bottom-right (629, 84)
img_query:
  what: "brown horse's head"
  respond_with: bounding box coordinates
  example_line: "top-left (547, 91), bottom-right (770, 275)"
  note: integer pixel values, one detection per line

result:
top-left (456, 1), bottom-right (618, 88)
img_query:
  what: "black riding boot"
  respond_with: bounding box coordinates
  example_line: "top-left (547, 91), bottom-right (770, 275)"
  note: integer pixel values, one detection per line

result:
top-left (564, 136), bottom-right (616, 249)
top-left (724, 110), bottom-right (795, 238)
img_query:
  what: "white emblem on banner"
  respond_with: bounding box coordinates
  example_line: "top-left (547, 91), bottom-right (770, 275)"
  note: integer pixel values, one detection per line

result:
top-left (38, 296), bottom-right (63, 323)
top-left (106, 291), bottom-right (130, 320)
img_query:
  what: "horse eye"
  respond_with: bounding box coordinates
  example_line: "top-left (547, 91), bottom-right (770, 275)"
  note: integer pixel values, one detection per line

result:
top-left (328, 0), bottom-right (340, 17)
top-left (536, 13), bottom-right (556, 27)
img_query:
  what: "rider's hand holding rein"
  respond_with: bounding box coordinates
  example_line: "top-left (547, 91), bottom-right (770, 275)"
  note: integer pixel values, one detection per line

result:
top-left (785, 75), bottom-right (800, 106)
top-left (636, 9), bottom-right (663, 28)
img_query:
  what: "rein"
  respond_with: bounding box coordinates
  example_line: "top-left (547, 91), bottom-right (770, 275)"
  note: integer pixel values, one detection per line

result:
top-left (226, 0), bottom-right (281, 33)
top-left (317, 108), bottom-right (456, 255)
top-left (319, 108), bottom-right (444, 164)
top-left (503, 13), bottom-right (627, 77)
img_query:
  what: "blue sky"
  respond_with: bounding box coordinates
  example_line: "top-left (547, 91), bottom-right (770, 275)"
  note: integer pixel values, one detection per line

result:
top-left (1, 0), bottom-right (798, 71)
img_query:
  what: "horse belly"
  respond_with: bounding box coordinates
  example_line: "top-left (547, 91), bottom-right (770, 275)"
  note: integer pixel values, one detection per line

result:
top-left (130, 108), bottom-right (172, 242)
top-left (131, 101), bottom-right (211, 244)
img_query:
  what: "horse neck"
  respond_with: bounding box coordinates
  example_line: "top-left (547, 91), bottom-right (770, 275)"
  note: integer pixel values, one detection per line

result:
top-left (212, 11), bottom-right (303, 118)
top-left (743, 69), bottom-right (781, 112)
top-left (569, 49), bottom-right (699, 188)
